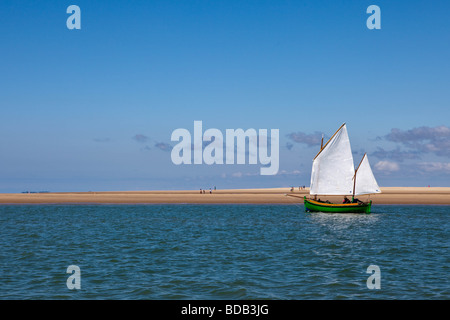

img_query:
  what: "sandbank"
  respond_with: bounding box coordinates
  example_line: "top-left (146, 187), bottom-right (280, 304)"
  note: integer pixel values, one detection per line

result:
top-left (0, 187), bottom-right (449, 205)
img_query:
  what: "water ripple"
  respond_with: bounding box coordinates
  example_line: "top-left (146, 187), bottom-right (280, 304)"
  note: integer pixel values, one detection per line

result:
top-left (0, 204), bottom-right (448, 299)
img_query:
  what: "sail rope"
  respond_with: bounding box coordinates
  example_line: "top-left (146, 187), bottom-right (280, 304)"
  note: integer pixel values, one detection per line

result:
top-left (284, 193), bottom-right (305, 209)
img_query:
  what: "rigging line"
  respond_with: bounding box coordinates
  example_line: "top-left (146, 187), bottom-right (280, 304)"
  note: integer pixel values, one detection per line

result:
top-left (284, 194), bottom-right (305, 209)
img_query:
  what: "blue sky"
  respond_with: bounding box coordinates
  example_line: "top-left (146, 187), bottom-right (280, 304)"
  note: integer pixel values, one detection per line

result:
top-left (1, 0), bottom-right (449, 192)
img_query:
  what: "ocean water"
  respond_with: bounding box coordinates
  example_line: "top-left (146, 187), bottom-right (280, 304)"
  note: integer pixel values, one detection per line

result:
top-left (0, 204), bottom-right (448, 300)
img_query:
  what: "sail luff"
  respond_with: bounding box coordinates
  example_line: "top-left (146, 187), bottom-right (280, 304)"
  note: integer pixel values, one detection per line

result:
top-left (352, 153), bottom-right (366, 197)
top-left (313, 123), bottom-right (346, 160)
top-left (354, 153), bottom-right (366, 174)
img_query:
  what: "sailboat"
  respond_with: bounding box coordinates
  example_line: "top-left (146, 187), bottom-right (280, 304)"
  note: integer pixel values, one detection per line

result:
top-left (303, 123), bottom-right (381, 214)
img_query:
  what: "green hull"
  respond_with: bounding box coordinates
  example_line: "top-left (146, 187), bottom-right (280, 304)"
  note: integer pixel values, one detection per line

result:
top-left (304, 197), bottom-right (371, 214)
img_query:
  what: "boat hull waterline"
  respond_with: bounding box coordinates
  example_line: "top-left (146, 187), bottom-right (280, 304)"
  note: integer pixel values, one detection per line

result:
top-left (304, 197), bottom-right (372, 214)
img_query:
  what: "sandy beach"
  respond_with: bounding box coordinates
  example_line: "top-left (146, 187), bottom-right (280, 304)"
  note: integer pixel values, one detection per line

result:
top-left (0, 187), bottom-right (449, 205)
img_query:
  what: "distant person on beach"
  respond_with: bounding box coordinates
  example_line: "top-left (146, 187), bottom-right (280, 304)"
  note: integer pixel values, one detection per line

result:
top-left (209, 188), bottom-right (212, 194)
top-left (200, 189), bottom-right (202, 194)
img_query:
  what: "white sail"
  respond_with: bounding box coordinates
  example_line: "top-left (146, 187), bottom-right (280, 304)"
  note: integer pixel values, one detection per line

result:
top-left (354, 154), bottom-right (381, 195)
top-left (310, 124), bottom-right (355, 195)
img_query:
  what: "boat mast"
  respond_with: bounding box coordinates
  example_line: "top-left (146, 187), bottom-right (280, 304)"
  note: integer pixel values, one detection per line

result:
top-left (313, 135), bottom-right (324, 200)
top-left (352, 153), bottom-right (366, 199)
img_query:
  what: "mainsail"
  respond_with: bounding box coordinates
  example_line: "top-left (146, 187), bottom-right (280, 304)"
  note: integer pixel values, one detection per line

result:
top-left (353, 153), bottom-right (381, 196)
top-left (309, 124), bottom-right (381, 196)
top-left (310, 124), bottom-right (355, 195)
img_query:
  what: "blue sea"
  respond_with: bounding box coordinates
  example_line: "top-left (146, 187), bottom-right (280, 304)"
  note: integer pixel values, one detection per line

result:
top-left (0, 204), bottom-right (448, 300)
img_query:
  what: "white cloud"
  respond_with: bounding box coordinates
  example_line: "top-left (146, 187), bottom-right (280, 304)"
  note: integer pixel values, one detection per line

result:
top-left (417, 162), bottom-right (450, 173)
top-left (374, 161), bottom-right (399, 172)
